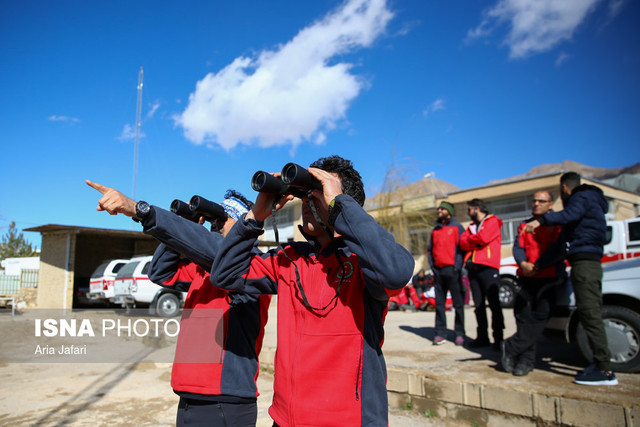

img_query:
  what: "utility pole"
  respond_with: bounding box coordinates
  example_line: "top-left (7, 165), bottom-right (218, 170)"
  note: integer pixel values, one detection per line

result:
top-left (132, 66), bottom-right (144, 201)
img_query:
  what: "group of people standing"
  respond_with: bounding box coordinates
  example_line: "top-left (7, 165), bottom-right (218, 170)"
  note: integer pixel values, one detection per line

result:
top-left (425, 197), bottom-right (504, 351)
top-left (86, 164), bottom-right (618, 426)
top-left (88, 155), bottom-right (416, 427)
top-left (425, 172), bottom-right (617, 386)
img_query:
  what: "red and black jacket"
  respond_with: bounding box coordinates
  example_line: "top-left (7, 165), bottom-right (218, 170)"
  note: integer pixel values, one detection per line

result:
top-left (142, 207), bottom-right (270, 401)
top-left (210, 194), bottom-right (415, 427)
top-left (149, 244), bottom-right (270, 400)
top-left (460, 214), bottom-right (503, 269)
top-left (538, 184), bottom-right (608, 263)
top-left (513, 216), bottom-right (565, 279)
top-left (428, 218), bottom-right (465, 270)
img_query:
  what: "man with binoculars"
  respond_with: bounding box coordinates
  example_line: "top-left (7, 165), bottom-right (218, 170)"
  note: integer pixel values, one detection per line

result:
top-left (87, 180), bottom-right (270, 426)
top-left (211, 155), bottom-right (415, 427)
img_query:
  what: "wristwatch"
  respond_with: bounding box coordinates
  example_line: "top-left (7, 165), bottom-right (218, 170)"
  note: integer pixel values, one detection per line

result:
top-left (133, 200), bottom-right (151, 223)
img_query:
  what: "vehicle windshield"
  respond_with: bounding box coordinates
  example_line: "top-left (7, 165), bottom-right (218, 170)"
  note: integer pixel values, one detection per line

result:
top-left (116, 261), bottom-right (140, 279)
top-left (90, 262), bottom-right (110, 279)
top-left (112, 262), bottom-right (126, 274)
top-left (141, 261), bottom-right (150, 276)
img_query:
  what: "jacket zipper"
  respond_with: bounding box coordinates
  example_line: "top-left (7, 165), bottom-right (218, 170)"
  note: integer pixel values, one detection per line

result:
top-left (355, 336), bottom-right (363, 401)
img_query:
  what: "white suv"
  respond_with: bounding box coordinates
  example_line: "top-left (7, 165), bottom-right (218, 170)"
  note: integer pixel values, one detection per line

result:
top-left (545, 257), bottom-right (640, 373)
top-left (113, 256), bottom-right (186, 317)
top-left (88, 259), bottom-right (129, 303)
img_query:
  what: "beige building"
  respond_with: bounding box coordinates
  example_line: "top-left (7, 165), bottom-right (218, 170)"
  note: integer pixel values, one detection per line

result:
top-left (25, 225), bottom-right (158, 309)
top-left (436, 172), bottom-right (640, 261)
top-left (364, 172), bottom-right (640, 271)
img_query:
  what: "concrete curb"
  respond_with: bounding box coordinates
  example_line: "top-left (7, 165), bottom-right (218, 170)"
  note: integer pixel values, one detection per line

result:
top-left (385, 368), bottom-right (636, 426)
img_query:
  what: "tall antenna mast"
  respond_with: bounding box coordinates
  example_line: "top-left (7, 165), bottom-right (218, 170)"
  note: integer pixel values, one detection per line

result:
top-left (132, 66), bottom-right (144, 201)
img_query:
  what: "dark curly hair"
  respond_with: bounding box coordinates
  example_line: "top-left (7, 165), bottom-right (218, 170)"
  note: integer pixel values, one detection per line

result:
top-left (467, 198), bottom-right (488, 214)
top-left (309, 155), bottom-right (365, 206)
top-left (224, 189), bottom-right (254, 210)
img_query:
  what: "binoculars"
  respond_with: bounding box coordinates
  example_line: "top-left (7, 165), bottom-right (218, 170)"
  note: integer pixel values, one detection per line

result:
top-left (170, 195), bottom-right (227, 225)
top-left (251, 162), bottom-right (321, 198)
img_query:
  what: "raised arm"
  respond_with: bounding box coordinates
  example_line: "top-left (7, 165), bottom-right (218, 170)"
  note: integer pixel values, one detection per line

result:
top-left (538, 194), bottom-right (587, 227)
top-left (332, 194), bottom-right (415, 300)
top-left (462, 216), bottom-right (500, 247)
top-left (87, 179), bottom-right (221, 270)
top-left (148, 243), bottom-right (198, 292)
top-left (142, 207), bottom-right (222, 271)
top-left (534, 227), bottom-right (567, 271)
top-left (459, 227), bottom-right (480, 251)
top-left (210, 216), bottom-right (279, 295)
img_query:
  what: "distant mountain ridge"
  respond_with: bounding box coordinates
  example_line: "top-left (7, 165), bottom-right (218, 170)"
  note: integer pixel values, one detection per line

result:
top-left (368, 160), bottom-right (640, 208)
top-left (365, 176), bottom-right (459, 209)
top-left (488, 160), bottom-right (640, 185)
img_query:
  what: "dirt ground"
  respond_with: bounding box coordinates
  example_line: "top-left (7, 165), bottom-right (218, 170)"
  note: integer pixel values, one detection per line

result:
top-left (0, 362), bottom-right (441, 426)
top-left (2, 303), bottom-right (636, 426)
top-left (0, 308), bottom-right (439, 427)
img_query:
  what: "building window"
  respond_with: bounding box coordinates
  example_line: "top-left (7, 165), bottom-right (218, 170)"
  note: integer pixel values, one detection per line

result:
top-left (500, 217), bottom-right (529, 245)
top-left (264, 206), bottom-right (294, 228)
top-left (487, 196), bottom-right (531, 245)
top-left (263, 206), bottom-right (296, 243)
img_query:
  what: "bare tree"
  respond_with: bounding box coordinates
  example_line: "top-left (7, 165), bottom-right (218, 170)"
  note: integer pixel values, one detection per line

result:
top-left (366, 153), bottom-right (438, 268)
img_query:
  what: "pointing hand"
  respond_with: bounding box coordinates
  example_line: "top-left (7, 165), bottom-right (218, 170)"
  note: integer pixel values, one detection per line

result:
top-left (86, 180), bottom-right (137, 217)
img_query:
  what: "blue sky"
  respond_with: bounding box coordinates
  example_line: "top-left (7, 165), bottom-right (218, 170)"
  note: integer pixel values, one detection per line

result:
top-left (1, 0), bottom-right (639, 248)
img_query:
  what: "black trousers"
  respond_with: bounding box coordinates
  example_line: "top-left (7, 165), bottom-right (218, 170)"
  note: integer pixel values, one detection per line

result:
top-left (505, 276), bottom-right (561, 364)
top-left (176, 397), bottom-right (257, 427)
top-left (433, 266), bottom-right (465, 337)
top-left (468, 265), bottom-right (504, 342)
top-left (571, 259), bottom-right (612, 371)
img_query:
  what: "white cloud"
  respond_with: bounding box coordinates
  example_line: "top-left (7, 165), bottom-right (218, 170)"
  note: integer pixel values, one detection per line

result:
top-left (48, 115), bottom-right (80, 123)
top-left (423, 98), bottom-right (445, 117)
top-left (555, 51), bottom-right (570, 66)
top-left (174, 0), bottom-right (393, 150)
top-left (117, 123), bottom-right (145, 141)
top-left (467, 0), bottom-right (605, 59)
top-left (607, 0), bottom-right (627, 18)
top-left (147, 101), bottom-right (160, 118)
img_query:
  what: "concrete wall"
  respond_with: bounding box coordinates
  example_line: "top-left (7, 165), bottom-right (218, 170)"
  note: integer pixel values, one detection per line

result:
top-left (37, 232), bottom-right (76, 309)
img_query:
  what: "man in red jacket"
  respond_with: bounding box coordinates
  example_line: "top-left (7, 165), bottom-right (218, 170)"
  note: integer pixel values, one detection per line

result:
top-left (211, 156), bottom-right (415, 426)
top-left (147, 190), bottom-right (272, 426)
top-left (428, 201), bottom-right (466, 345)
top-left (501, 191), bottom-right (565, 376)
top-left (87, 181), bottom-right (271, 426)
top-left (460, 198), bottom-right (504, 350)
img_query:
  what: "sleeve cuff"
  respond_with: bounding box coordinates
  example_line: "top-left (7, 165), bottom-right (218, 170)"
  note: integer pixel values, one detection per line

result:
top-left (141, 206), bottom-right (158, 231)
top-left (242, 214), bottom-right (264, 230)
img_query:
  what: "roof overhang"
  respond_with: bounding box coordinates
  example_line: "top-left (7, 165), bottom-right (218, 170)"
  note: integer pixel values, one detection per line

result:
top-left (25, 224), bottom-right (155, 240)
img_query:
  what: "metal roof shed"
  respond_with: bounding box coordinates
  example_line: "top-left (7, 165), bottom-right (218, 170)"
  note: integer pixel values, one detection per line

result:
top-left (25, 224), bottom-right (158, 309)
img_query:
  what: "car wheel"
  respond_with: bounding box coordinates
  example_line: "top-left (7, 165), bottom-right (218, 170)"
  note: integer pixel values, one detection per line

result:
top-left (499, 277), bottom-right (518, 308)
top-left (576, 305), bottom-right (640, 373)
top-left (155, 293), bottom-right (181, 318)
